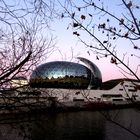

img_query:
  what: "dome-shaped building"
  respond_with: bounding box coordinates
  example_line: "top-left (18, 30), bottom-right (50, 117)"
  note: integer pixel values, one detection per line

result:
top-left (30, 57), bottom-right (102, 89)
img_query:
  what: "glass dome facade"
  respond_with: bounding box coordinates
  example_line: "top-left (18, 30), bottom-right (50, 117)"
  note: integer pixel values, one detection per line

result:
top-left (30, 58), bottom-right (102, 89)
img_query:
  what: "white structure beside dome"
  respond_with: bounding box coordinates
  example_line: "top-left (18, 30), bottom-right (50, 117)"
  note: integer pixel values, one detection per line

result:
top-left (34, 79), bottom-right (140, 106)
top-left (0, 79), bottom-right (139, 114)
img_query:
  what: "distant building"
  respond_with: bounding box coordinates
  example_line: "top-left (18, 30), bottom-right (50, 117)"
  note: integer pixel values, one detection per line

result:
top-left (11, 76), bottom-right (28, 88)
top-left (30, 57), bottom-right (102, 89)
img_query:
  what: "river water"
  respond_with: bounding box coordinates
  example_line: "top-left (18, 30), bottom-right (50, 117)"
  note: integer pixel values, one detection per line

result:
top-left (0, 108), bottom-right (140, 140)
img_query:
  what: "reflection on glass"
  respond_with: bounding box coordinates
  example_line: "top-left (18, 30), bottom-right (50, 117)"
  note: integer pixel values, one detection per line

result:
top-left (30, 61), bottom-right (102, 89)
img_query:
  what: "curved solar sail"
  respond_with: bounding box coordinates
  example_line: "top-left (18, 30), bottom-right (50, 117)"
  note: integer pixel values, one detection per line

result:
top-left (77, 57), bottom-right (102, 89)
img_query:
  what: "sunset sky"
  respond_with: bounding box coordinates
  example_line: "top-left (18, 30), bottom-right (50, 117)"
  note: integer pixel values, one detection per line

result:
top-left (45, 0), bottom-right (140, 82)
top-left (4, 0), bottom-right (139, 82)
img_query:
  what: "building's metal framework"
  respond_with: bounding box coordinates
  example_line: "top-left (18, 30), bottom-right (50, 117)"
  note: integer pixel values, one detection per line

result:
top-left (30, 58), bottom-right (102, 89)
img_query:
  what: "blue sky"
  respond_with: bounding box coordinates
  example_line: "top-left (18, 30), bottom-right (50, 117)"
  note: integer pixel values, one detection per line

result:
top-left (3, 0), bottom-right (139, 82)
top-left (45, 0), bottom-right (140, 81)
